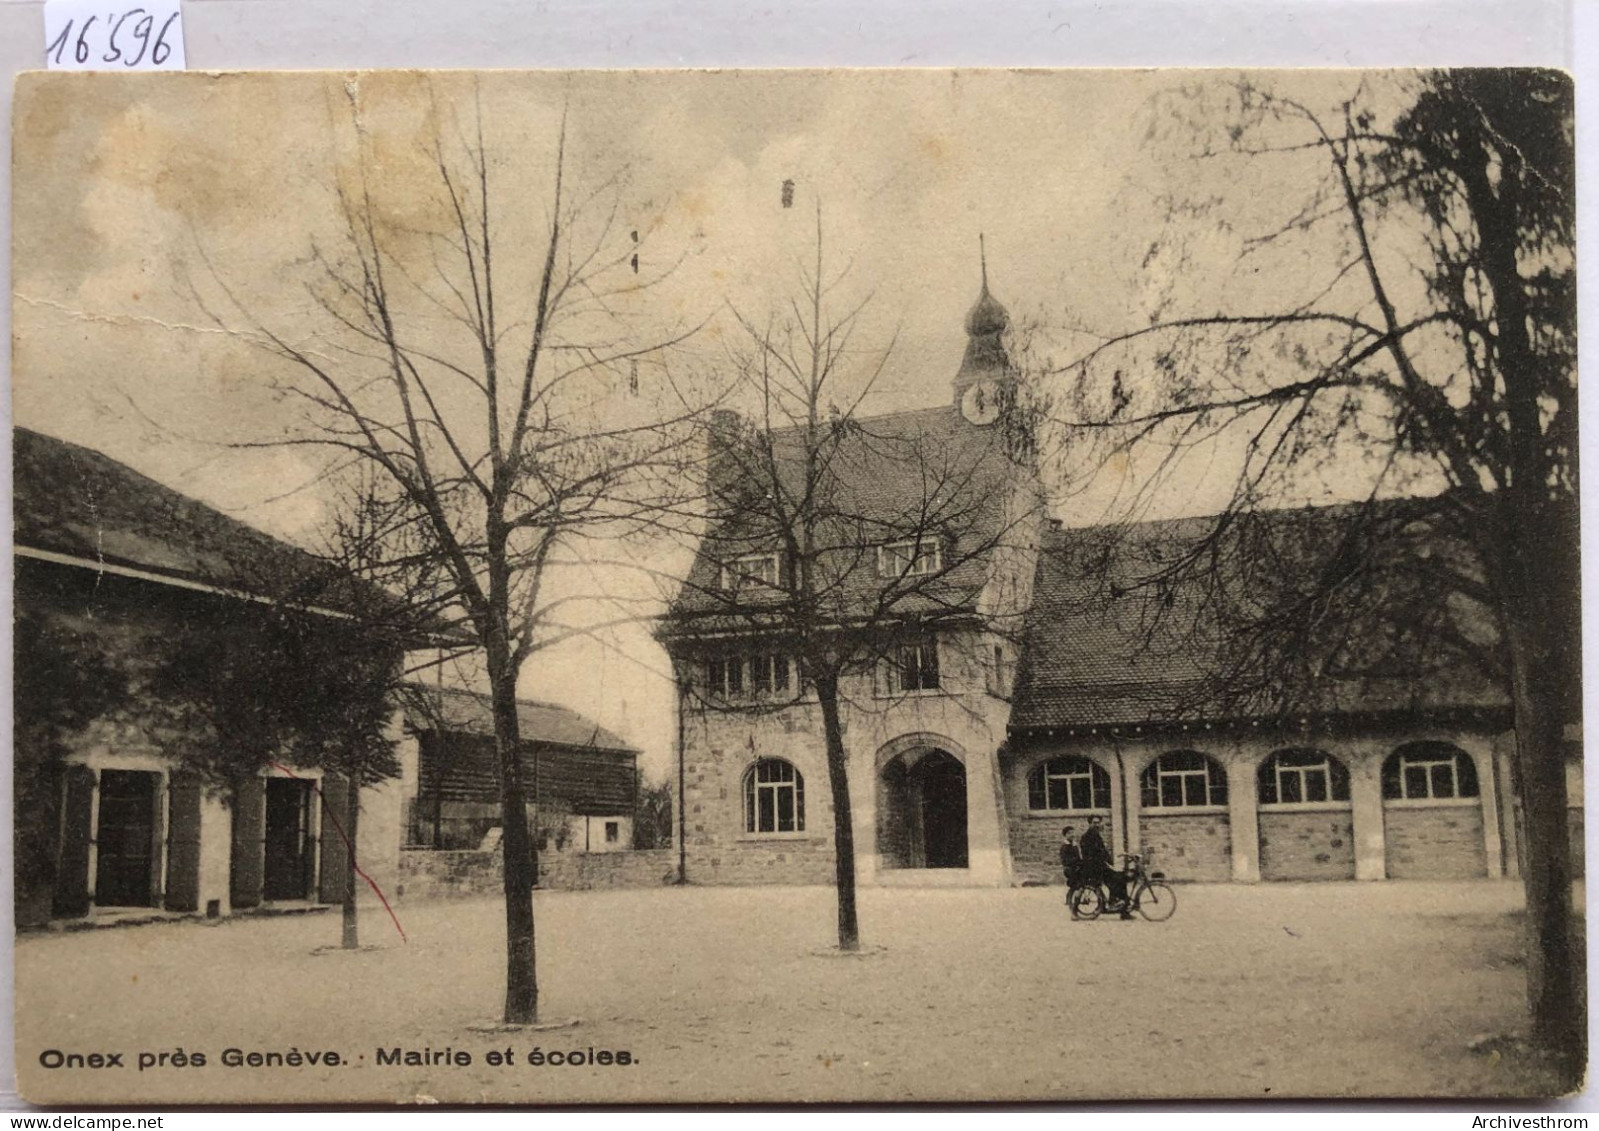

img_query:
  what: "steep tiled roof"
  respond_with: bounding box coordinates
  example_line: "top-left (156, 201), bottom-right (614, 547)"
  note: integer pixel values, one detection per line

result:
top-left (1011, 506), bottom-right (1510, 731)
top-left (14, 427), bottom-right (357, 609)
top-left (663, 402), bottom-right (1023, 633)
top-left (401, 683), bottom-right (636, 755)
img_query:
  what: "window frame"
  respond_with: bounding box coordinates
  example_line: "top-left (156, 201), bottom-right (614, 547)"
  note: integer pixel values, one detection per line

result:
top-left (742, 758), bottom-right (806, 836)
top-left (880, 635), bottom-right (942, 695)
top-left (1140, 750), bottom-right (1229, 810)
top-left (1026, 755), bottom-right (1112, 814)
top-left (876, 538), bottom-right (945, 580)
top-left (1382, 745), bottom-right (1480, 803)
top-left (705, 651), bottom-right (794, 701)
top-left (1258, 748), bottom-right (1352, 808)
top-left (719, 552), bottom-right (781, 592)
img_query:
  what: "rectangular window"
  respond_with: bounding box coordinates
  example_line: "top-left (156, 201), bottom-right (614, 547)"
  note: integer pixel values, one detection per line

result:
top-left (889, 638), bottom-right (940, 693)
top-left (877, 539), bottom-right (944, 579)
top-left (707, 652), bottom-right (793, 699)
top-left (604, 821), bottom-right (619, 844)
top-left (720, 553), bottom-right (780, 591)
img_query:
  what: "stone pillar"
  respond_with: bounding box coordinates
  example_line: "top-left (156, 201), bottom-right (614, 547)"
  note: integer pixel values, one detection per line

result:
top-left (964, 745), bottom-right (1011, 886)
top-left (1461, 736), bottom-right (1504, 879)
top-left (1349, 745), bottom-right (1387, 881)
top-left (1495, 731), bottom-right (1522, 880)
top-left (1117, 750), bottom-right (1142, 858)
top-left (1226, 754), bottom-right (1261, 883)
top-left (852, 747), bottom-right (880, 886)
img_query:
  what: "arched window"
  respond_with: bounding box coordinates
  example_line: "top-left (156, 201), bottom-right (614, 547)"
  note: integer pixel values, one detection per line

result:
top-left (1258, 748), bottom-right (1351, 805)
top-left (1141, 750), bottom-right (1228, 809)
top-left (744, 758), bottom-right (805, 833)
top-left (1382, 743), bottom-right (1479, 801)
top-left (1027, 756), bottom-right (1111, 812)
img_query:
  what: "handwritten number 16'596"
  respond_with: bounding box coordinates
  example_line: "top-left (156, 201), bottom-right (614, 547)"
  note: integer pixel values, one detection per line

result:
top-left (48, 11), bottom-right (180, 67)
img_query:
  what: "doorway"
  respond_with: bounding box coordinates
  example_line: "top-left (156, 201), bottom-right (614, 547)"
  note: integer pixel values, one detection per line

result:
top-left (94, 770), bottom-right (160, 907)
top-left (263, 777), bottom-right (315, 901)
top-left (877, 749), bottom-right (969, 870)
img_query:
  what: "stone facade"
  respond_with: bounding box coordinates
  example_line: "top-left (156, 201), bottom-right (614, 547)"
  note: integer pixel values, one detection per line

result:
top-left (679, 629), bottom-right (1020, 888)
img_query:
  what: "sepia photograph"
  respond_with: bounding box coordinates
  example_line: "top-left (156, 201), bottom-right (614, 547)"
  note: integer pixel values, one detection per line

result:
top-left (8, 66), bottom-right (1582, 1104)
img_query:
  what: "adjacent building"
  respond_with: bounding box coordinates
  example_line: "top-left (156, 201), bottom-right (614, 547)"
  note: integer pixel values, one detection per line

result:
top-left (12, 427), bottom-right (406, 926)
top-left (397, 683), bottom-right (641, 855)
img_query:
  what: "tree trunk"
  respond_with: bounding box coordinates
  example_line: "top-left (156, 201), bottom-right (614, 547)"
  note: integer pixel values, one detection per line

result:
top-left (1505, 627), bottom-right (1582, 1080)
top-left (490, 660), bottom-right (539, 1025)
top-left (1492, 495), bottom-right (1583, 1082)
top-left (342, 780), bottom-right (360, 950)
top-left (814, 672), bottom-right (860, 951)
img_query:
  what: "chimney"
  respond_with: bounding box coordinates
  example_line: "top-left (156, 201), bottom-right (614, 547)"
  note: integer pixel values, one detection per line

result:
top-left (706, 408), bottom-right (746, 515)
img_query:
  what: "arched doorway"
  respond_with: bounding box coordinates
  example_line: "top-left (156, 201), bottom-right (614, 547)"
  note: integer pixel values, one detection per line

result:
top-left (878, 749), bottom-right (969, 870)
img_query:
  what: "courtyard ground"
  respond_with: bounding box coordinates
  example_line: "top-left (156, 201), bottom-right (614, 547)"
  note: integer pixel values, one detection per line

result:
top-left (13, 881), bottom-right (1584, 1105)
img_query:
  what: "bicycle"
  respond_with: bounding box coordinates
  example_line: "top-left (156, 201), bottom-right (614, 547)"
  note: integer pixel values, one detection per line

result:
top-left (1067, 853), bottom-right (1176, 922)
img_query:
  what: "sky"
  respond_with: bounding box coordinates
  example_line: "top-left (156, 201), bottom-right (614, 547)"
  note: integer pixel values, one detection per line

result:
top-left (11, 68), bottom-right (1410, 781)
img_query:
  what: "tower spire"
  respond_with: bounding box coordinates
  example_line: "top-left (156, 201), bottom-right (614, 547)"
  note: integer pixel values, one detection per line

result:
top-left (954, 237), bottom-right (1014, 400)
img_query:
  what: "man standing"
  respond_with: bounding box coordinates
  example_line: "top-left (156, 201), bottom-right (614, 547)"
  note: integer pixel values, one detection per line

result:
top-left (1059, 826), bottom-right (1083, 904)
top-left (1081, 814), bottom-right (1131, 919)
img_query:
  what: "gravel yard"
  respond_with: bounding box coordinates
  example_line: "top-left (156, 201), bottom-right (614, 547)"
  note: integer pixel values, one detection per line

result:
top-left (13, 880), bottom-right (1581, 1105)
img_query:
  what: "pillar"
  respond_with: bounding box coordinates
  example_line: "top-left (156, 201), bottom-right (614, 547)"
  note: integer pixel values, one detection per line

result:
top-left (1226, 754), bottom-right (1261, 883)
top-left (1461, 736), bottom-right (1504, 879)
top-left (1495, 731), bottom-right (1522, 880)
top-left (1117, 750), bottom-right (1141, 859)
top-left (1350, 746), bottom-right (1387, 881)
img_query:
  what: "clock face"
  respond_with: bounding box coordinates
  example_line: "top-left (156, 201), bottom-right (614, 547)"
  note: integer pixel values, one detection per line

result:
top-left (961, 381), bottom-right (1001, 425)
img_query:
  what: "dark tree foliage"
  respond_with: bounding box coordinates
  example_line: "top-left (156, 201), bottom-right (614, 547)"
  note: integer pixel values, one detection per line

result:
top-left (632, 779), bottom-right (674, 850)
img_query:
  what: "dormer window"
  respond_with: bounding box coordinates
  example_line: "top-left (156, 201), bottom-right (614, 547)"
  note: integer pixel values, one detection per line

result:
top-left (877, 539), bottom-right (943, 579)
top-left (720, 552), bottom-right (780, 591)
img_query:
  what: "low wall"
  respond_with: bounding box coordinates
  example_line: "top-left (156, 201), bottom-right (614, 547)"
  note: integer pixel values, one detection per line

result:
top-left (396, 846), bottom-right (676, 901)
top-left (539, 848), bottom-right (677, 891)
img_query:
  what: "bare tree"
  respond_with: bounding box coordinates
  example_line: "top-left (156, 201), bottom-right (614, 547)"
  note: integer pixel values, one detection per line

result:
top-left (660, 210), bottom-right (1045, 950)
top-left (1046, 71), bottom-right (1579, 1072)
top-left (194, 82), bottom-right (703, 1022)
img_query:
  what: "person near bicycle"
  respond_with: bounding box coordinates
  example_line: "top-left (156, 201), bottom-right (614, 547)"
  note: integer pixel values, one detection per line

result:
top-left (1058, 825), bottom-right (1084, 901)
top-left (1081, 814), bottom-right (1132, 919)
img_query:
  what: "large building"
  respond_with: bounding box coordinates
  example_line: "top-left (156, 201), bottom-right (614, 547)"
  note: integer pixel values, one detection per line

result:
top-left (658, 266), bottom-right (1578, 888)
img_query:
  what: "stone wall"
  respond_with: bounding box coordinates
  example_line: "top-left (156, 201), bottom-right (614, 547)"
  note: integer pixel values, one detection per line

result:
top-left (1383, 803), bottom-right (1487, 879)
top-left (1258, 808), bottom-right (1356, 881)
top-left (1138, 812), bottom-right (1232, 881)
top-left (396, 845), bottom-right (678, 900)
top-left (396, 848), bottom-right (504, 901)
top-left (1008, 815), bottom-right (1115, 885)
top-left (539, 848), bottom-right (677, 891)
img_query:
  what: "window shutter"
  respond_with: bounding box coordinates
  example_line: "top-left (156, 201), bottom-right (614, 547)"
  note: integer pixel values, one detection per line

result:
top-left (53, 764), bottom-right (96, 919)
top-left (164, 772), bottom-right (203, 912)
top-left (317, 775), bottom-right (352, 904)
top-left (229, 775), bottom-right (266, 909)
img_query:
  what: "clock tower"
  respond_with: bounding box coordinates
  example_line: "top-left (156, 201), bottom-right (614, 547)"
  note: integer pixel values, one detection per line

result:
top-left (953, 235), bottom-right (1016, 425)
